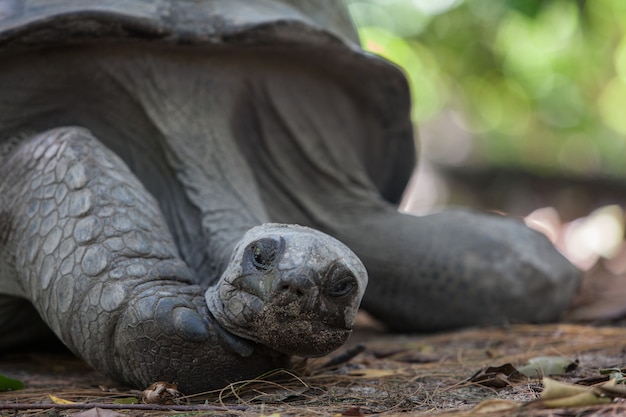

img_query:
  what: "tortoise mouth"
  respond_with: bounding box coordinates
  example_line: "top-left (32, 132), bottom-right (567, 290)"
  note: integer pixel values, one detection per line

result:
top-left (250, 317), bottom-right (352, 357)
top-left (225, 280), bottom-right (356, 355)
top-left (237, 296), bottom-right (353, 356)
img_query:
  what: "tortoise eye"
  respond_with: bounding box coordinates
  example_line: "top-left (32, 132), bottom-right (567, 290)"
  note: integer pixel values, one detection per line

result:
top-left (250, 238), bottom-right (279, 271)
top-left (326, 263), bottom-right (357, 298)
top-left (328, 275), bottom-right (356, 298)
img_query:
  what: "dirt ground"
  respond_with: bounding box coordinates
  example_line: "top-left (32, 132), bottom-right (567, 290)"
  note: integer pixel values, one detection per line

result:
top-left (2, 261), bottom-right (626, 416)
top-left (2, 313), bottom-right (626, 416)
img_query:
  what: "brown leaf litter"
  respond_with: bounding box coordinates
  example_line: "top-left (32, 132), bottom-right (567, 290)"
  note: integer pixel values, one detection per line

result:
top-left (2, 321), bottom-right (626, 416)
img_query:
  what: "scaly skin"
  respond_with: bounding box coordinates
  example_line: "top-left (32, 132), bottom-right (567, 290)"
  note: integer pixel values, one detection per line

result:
top-left (0, 128), bottom-right (308, 392)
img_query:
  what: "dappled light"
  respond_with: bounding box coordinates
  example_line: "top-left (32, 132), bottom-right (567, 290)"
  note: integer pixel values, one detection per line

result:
top-left (347, 0), bottom-right (626, 177)
top-left (561, 205), bottom-right (625, 268)
top-left (526, 205), bottom-right (625, 271)
top-left (399, 160), bottom-right (449, 214)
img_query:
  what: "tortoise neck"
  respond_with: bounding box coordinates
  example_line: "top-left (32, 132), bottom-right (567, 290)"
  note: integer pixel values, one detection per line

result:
top-left (103, 49), bottom-right (272, 283)
top-left (0, 46), bottom-right (272, 286)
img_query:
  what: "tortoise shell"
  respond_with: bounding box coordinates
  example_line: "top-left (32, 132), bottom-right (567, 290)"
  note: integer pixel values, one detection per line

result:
top-left (0, 0), bottom-right (415, 203)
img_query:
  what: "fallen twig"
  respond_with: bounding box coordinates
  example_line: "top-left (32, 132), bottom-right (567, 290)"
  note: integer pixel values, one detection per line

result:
top-left (0, 402), bottom-right (248, 412)
top-left (322, 344), bottom-right (366, 368)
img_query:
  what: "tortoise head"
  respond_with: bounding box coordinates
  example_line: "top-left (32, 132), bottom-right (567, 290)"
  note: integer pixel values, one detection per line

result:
top-left (206, 223), bottom-right (367, 357)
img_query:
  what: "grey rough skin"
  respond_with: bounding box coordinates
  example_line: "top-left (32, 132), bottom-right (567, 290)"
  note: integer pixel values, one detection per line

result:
top-left (0, 1), bottom-right (580, 393)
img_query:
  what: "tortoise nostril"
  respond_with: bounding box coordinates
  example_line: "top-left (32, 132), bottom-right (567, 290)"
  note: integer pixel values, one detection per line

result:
top-left (279, 283), bottom-right (305, 297)
top-left (277, 279), bottom-right (309, 298)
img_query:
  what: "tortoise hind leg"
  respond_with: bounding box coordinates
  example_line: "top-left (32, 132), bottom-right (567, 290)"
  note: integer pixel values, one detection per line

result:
top-left (328, 207), bottom-right (581, 331)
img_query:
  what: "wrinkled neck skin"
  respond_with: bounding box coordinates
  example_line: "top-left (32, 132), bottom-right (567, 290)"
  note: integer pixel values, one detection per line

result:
top-left (1, 45), bottom-right (275, 287)
top-left (101, 48), bottom-right (273, 284)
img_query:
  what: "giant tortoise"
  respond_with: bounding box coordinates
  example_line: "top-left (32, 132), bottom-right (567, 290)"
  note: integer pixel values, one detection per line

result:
top-left (0, 0), bottom-right (579, 393)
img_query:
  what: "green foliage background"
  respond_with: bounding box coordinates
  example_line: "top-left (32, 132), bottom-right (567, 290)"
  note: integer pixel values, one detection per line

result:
top-left (346, 0), bottom-right (626, 178)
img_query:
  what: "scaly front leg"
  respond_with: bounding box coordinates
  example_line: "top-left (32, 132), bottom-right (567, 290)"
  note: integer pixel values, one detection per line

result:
top-left (0, 127), bottom-right (285, 392)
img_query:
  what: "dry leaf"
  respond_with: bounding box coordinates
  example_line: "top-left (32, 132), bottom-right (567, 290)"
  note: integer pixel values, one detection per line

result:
top-left (469, 363), bottom-right (525, 388)
top-left (471, 398), bottom-right (521, 414)
top-left (594, 378), bottom-right (626, 398)
top-left (539, 377), bottom-right (611, 408)
top-left (141, 381), bottom-right (184, 404)
top-left (541, 377), bottom-right (590, 399)
top-left (48, 394), bottom-right (75, 404)
top-left (74, 408), bottom-right (124, 417)
top-left (541, 391), bottom-right (611, 408)
top-left (342, 406), bottom-right (365, 416)
top-left (518, 356), bottom-right (578, 378)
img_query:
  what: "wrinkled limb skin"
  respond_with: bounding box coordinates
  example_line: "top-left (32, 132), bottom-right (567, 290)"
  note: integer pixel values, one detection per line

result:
top-left (234, 72), bottom-right (581, 331)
